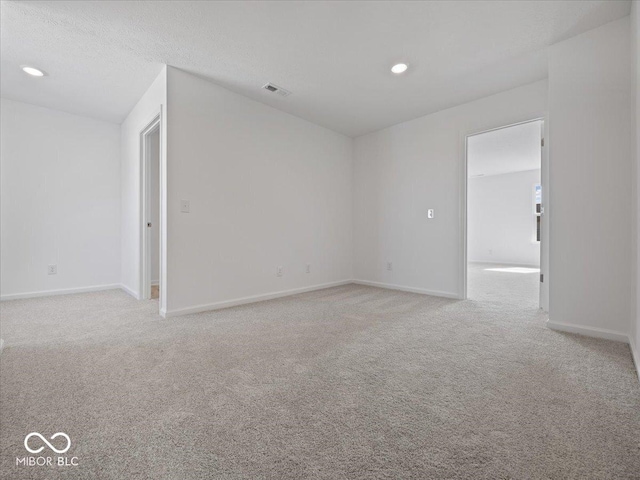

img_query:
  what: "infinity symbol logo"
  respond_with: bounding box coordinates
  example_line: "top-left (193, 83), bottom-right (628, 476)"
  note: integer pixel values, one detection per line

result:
top-left (24, 432), bottom-right (71, 454)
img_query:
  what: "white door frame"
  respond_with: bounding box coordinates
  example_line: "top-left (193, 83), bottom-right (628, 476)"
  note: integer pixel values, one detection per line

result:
top-left (461, 117), bottom-right (548, 309)
top-left (139, 113), bottom-right (161, 303)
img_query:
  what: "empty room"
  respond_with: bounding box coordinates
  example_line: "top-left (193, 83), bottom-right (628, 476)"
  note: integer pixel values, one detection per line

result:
top-left (1, 1), bottom-right (639, 479)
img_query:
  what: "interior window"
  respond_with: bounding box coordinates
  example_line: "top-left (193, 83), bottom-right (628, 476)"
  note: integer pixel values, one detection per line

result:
top-left (535, 184), bottom-right (542, 242)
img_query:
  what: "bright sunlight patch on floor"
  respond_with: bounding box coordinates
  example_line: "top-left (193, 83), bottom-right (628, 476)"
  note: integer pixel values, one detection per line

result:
top-left (484, 267), bottom-right (540, 274)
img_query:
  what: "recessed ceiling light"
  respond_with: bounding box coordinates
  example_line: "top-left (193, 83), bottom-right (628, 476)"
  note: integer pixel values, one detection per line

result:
top-left (391, 63), bottom-right (408, 74)
top-left (21, 66), bottom-right (45, 77)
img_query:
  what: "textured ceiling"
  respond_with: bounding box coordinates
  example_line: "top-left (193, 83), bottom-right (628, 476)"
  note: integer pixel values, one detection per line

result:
top-left (0, 1), bottom-right (632, 136)
top-left (468, 120), bottom-right (542, 177)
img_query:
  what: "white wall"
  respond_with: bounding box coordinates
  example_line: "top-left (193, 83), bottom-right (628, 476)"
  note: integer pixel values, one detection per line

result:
top-left (632, 1), bottom-right (640, 369)
top-left (150, 128), bottom-right (160, 285)
top-left (548, 17), bottom-right (632, 340)
top-left (353, 80), bottom-right (548, 298)
top-left (164, 67), bottom-right (353, 315)
top-left (468, 169), bottom-right (541, 266)
top-left (0, 99), bottom-right (120, 299)
top-left (120, 68), bottom-right (166, 303)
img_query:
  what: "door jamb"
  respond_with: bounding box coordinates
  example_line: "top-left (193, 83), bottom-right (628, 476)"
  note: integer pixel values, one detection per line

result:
top-left (140, 114), bottom-right (161, 303)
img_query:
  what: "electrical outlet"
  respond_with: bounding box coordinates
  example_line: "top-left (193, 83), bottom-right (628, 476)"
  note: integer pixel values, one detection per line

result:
top-left (48, 264), bottom-right (57, 275)
top-left (180, 200), bottom-right (190, 213)
top-left (427, 209), bottom-right (435, 219)
top-left (387, 262), bottom-right (393, 271)
top-left (277, 266), bottom-right (283, 277)
top-left (306, 264), bottom-right (311, 274)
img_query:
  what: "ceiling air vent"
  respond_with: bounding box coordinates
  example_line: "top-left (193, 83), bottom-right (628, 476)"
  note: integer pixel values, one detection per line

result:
top-left (262, 83), bottom-right (291, 97)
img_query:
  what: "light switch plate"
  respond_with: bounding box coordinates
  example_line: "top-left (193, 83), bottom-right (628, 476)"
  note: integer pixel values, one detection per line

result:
top-left (181, 200), bottom-right (190, 213)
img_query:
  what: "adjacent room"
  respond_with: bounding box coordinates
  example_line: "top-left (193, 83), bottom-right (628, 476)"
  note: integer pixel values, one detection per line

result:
top-left (1, 1), bottom-right (639, 479)
top-left (466, 120), bottom-right (543, 307)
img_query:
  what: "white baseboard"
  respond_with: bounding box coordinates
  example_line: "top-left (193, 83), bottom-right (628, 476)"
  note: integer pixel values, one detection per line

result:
top-left (469, 261), bottom-right (540, 268)
top-left (546, 320), bottom-right (629, 343)
top-left (630, 339), bottom-right (640, 381)
top-left (162, 280), bottom-right (354, 318)
top-left (1, 283), bottom-right (122, 301)
top-left (119, 284), bottom-right (141, 300)
top-left (352, 279), bottom-right (460, 299)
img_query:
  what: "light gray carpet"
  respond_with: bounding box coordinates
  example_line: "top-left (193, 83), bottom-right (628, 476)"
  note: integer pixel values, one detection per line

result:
top-left (1, 266), bottom-right (639, 479)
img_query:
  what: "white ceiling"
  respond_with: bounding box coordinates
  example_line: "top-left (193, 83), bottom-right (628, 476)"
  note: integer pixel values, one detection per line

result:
top-left (1, 1), bottom-right (631, 137)
top-left (467, 120), bottom-right (542, 177)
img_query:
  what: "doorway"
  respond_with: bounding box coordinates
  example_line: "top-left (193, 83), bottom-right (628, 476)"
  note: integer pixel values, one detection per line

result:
top-left (464, 119), bottom-right (546, 308)
top-left (140, 115), bottom-right (161, 303)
